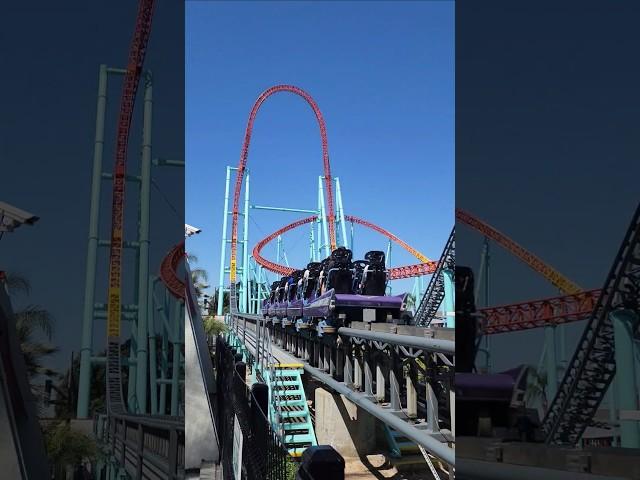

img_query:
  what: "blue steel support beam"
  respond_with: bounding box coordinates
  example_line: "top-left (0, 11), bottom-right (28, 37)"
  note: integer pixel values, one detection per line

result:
top-left (443, 269), bottom-right (455, 328)
top-left (545, 326), bottom-right (558, 402)
top-left (217, 167), bottom-right (232, 316)
top-left (135, 74), bottom-right (153, 414)
top-left (251, 205), bottom-right (318, 214)
top-left (335, 177), bottom-right (348, 249)
top-left (77, 64), bottom-right (108, 418)
top-left (318, 176), bottom-right (330, 257)
top-left (241, 173), bottom-right (250, 313)
top-left (611, 309), bottom-right (640, 448)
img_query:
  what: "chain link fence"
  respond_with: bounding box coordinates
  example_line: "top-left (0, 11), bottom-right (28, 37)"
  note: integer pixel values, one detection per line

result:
top-left (214, 336), bottom-right (295, 480)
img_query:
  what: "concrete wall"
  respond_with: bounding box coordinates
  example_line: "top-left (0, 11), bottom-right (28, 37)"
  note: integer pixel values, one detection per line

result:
top-left (314, 387), bottom-right (377, 458)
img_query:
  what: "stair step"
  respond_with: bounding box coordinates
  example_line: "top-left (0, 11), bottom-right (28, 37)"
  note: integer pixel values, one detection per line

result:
top-left (282, 422), bottom-right (312, 431)
top-left (279, 399), bottom-right (306, 407)
top-left (284, 433), bottom-right (315, 444)
top-left (280, 410), bottom-right (307, 419)
top-left (397, 441), bottom-right (420, 453)
top-left (273, 380), bottom-right (301, 387)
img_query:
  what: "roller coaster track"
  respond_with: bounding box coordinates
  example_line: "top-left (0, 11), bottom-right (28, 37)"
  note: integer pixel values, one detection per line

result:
top-left (415, 227), bottom-right (455, 327)
top-left (456, 208), bottom-right (582, 295)
top-left (251, 214), bottom-right (437, 279)
top-left (229, 85), bottom-right (337, 284)
top-left (160, 241), bottom-right (186, 300)
top-left (542, 202), bottom-right (640, 445)
top-left (480, 289), bottom-right (601, 335)
top-left (105, 0), bottom-right (155, 416)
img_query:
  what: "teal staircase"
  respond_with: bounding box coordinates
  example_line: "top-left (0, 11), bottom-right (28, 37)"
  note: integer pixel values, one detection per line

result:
top-left (265, 366), bottom-right (317, 457)
top-left (383, 424), bottom-right (420, 458)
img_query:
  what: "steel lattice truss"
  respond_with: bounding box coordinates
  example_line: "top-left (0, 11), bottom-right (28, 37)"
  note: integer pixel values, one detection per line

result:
top-left (542, 203), bottom-right (640, 445)
top-left (415, 227), bottom-right (455, 327)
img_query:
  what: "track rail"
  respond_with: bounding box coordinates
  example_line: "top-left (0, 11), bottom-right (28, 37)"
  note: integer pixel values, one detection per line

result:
top-left (105, 0), bottom-right (155, 416)
top-left (542, 202), bottom-right (640, 444)
top-left (456, 208), bottom-right (582, 295)
top-left (480, 289), bottom-right (600, 335)
top-left (415, 227), bottom-right (455, 327)
top-left (230, 85), bottom-right (337, 284)
top-left (159, 241), bottom-right (186, 300)
top-left (251, 214), bottom-right (437, 279)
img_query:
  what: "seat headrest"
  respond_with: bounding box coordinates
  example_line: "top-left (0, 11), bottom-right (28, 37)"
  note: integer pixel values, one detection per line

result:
top-left (364, 250), bottom-right (385, 265)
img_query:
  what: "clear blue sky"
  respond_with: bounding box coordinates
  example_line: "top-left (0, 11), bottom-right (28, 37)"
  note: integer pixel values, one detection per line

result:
top-left (186, 1), bottom-right (454, 298)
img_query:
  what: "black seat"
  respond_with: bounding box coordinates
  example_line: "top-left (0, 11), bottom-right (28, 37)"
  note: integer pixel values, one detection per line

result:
top-left (302, 262), bottom-right (322, 299)
top-left (360, 250), bottom-right (387, 295)
top-left (325, 247), bottom-right (354, 294)
top-left (456, 266), bottom-right (477, 373)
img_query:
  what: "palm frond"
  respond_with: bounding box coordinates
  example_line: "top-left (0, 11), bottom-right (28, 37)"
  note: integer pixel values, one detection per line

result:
top-left (4, 272), bottom-right (31, 296)
top-left (15, 305), bottom-right (55, 340)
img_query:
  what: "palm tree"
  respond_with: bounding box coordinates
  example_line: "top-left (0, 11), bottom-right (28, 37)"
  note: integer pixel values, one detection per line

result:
top-left (5, 273), bottom-right (59, 400)
top-left (44, 420), bottom-right (100, 479)
top-left (187, 253), bottom-right (209, 305)
top-left (208, 287), bottom-right (230, 315)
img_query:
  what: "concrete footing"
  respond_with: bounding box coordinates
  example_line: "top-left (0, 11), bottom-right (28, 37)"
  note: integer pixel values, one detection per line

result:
top-left (314, 387), bottom-right (377, 457)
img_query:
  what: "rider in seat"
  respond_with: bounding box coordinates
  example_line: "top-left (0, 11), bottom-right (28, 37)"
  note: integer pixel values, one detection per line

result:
top-left (325, 247), bottom-right (354, 294)
top-left (288, 270), bottom-right (304, 301)
top-left (352, 260), bottom-right (368, 294)
top-left (269, 281), bottom-right (279, 303)
top-left (360, 250), bottom-right (387, 296)
top-left (302, 262), bottom-right (322, 300)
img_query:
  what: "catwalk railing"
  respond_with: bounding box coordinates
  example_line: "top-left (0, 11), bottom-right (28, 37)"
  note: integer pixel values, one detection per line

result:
top-left (94, 412), bottom-right (184, 479)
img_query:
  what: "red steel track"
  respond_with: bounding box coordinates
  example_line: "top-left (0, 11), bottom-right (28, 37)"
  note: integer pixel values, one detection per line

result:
top-left (159, 241), bottom-right (186, 300)
top-left (456, 208), bottom-right (600, 333)
top-left (251, 207), bottom-right (597, 331)
top-left (456, 208), bottom-right (582, 295)
top-left (229, 85), bottom-right (337, 284)
top-left (482, 289), bottom-right (600, 335)
top-left (251, 215), bottom-right (437, 280)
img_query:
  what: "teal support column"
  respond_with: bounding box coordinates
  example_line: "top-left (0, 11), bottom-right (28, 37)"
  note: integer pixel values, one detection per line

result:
top-left (171, 299), bottom-right (182, 416)
top-left (159, 329), bottom-right (168, 414)
top-left (217, 167), bottom-right (231, 315)
top-left (277, 235), bottom-right (282, 264)
top-left (78, 64), bottom-right (108, 418)
top-left (241, 173), bottom-right (250, 313)
top-left (135, 74), bottom-right (152, 414)
top-left (335, 177), bottom-right (348, 248)
top-left (318, 176), bottom-right (330, 257)
top-left (127, 332), bottom-right (137, 410)
top-left (608, 379), bottom-right (619, 447)
top-left (443, 269), bottom-right (455, 328)
top-left (386, 240), bottom-right (393, 295)
top-left (147, 277), bottom-right (158, 414)
top-left (350, 221), bottom-right (354, 255)
top-left (611, 309), bottom-right (640, 448)
top-left (545, 326), bottom-right (558, 401)
top-left (309, 222), bottom-right (315, 262)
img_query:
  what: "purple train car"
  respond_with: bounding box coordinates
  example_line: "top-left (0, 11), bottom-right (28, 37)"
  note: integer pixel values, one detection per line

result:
top-left (260, 248), bottom-right (411, 330)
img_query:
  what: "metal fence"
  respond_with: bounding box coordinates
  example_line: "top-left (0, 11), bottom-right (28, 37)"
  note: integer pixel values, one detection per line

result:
top-left (215, 335), bottom-right (294, 480)
top-left (94, 413), bottom-right (184, 479)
